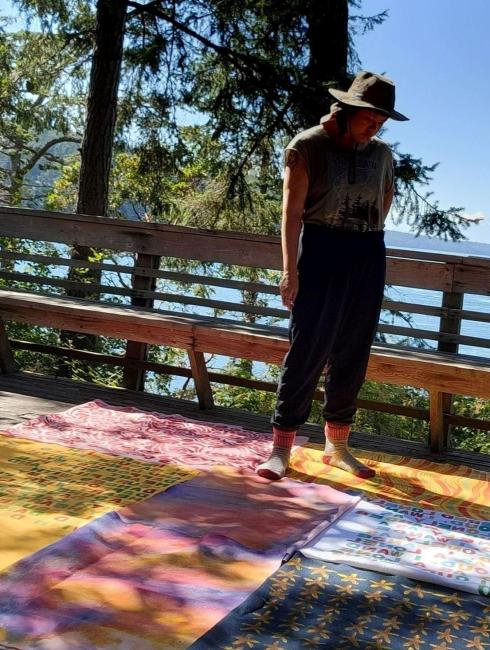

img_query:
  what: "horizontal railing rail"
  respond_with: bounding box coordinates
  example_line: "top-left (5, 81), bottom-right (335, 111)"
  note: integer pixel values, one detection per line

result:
top-left (1, 206), bottom-right (489, 454)
top-left (2, 209), bottom-right (489, 355)
top-left (1, 207), bottom-right (489, 291)
top-left (2, 270), bottom-right (490, 351)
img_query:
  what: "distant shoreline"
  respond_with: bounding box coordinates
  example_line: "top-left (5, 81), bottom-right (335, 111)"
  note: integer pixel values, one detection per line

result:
top-left (385, 230), bottom-right (490, 258)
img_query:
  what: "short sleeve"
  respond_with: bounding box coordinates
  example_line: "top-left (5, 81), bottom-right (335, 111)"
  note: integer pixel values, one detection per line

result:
top-left (284, 135), bottom-right (311, 177)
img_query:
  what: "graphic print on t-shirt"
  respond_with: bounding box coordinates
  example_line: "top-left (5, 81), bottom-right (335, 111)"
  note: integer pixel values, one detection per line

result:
top-left (325, 152), bottom-right (382, 231)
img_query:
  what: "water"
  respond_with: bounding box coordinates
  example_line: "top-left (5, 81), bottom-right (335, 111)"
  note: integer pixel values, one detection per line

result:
top-left (381, 285), bottom-right (489, 358)
top-left (7, 241), bottom-right (490, 393)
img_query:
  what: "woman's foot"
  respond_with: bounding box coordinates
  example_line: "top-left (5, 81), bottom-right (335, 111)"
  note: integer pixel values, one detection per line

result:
top-left (256, 427), bottom-right (296, 480)
top-left (323, 422), bottom-right (375, 479)
top-left (256, 446), bottom-right (292, 480)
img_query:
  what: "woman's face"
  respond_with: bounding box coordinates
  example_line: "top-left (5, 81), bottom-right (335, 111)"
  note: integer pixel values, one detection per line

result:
top-left (348, 109), bottom-right (387, 144)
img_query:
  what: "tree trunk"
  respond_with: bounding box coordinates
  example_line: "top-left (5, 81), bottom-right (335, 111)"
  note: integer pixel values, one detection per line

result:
top-left (77, 0), bottom-right (127, 217)
top-left (297, 0), bottom-right (350, 125)
top-left (58, 0), bottom-right (127, 378)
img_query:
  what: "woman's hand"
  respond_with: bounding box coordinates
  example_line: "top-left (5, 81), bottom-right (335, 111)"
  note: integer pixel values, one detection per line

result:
top-left (280, 270), bottom-right (298, 310)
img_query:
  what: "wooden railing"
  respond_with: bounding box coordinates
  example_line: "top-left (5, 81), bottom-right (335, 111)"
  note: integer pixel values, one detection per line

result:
top-left (1, 206), bottom-right (489, 445)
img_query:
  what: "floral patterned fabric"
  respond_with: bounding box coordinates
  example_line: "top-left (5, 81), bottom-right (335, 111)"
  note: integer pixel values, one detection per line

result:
top-left (191, 553), bottom-right (490, 650)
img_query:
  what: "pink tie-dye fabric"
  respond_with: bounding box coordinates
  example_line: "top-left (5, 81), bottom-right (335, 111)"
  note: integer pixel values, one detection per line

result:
top-left (0, 467), bottom-right (359, 649)
top-left (3, 399), bottom-right (307, 470)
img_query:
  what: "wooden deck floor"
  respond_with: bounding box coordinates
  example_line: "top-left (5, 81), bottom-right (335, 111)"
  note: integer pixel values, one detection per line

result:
top-left (1, 371), bottom-right (489, 471)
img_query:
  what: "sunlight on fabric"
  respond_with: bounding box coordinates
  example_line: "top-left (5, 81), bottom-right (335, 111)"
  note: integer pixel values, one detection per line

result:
top-left (0, 434), bottom-right (197, 571)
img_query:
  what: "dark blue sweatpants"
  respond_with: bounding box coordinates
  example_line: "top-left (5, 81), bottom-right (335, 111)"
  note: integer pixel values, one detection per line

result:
top-left (272, 223), bottom-right (386, 429)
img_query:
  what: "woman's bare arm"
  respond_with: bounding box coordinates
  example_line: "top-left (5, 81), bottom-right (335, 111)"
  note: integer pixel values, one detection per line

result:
top-left (280, 149), bottom-right (309, 309)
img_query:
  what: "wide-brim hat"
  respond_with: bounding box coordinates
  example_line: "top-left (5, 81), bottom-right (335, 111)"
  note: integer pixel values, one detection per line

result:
top-left (328, 71), bottom-right (409, 121)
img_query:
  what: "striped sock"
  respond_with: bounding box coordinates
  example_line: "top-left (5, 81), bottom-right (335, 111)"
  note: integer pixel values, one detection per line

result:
top-left (323, 422), bottom-right (375, 479)
top-left (256, 427), bottom-right (296, 481)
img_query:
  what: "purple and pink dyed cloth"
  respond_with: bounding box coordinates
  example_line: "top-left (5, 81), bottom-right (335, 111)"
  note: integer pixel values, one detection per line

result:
top-left (0, 467), bottom-right (359, 649)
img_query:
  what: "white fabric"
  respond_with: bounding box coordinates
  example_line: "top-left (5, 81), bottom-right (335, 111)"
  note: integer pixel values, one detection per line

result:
top-left (301, 497), bottom-right (490, 596)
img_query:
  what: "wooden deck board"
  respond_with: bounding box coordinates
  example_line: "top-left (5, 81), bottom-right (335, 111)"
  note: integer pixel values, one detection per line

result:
top-left (0, 372), bottom-right (488, 471)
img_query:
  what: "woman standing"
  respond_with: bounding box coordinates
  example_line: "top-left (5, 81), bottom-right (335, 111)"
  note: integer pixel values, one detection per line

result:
top-left (256, 71), bottom-right (408, 481)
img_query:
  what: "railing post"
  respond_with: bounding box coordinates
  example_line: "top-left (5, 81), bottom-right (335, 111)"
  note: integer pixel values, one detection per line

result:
top-left (429, 390), bottom-right (445, 452)
top-left (122, 253), bottom-right (161, 391)
top-left (436, 289), bottom-right (464, 449)
top-left (188, 349), bottom-right (214, 409)
top-left (0, 317), bottom-right (17, 374)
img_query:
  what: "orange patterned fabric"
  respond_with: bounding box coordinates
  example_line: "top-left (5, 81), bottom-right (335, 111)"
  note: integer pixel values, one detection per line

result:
top-left (289, 444), bottom-right (490, 520)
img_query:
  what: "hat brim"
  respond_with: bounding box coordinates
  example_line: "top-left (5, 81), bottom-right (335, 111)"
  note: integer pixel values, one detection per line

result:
top-left (329, 88), bottom-right (409, 121)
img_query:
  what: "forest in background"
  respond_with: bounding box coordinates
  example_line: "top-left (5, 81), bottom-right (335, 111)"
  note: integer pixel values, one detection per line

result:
top-left (0, 0), bottom-right (488, 452)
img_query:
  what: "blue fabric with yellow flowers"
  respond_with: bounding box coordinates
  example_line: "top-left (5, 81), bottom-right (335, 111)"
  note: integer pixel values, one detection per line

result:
top-left (191, 553), bottom-right (489, 650)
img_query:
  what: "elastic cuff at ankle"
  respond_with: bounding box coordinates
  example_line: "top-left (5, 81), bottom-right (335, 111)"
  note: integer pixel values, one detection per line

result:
top-left (272, 426), bottom-right (297, 448)
top-left (325, 422), bottom-right (350, 442)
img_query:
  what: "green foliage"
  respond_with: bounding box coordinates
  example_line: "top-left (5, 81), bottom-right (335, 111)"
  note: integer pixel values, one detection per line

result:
top-left (10, 0), bottom-right (470, 238)
top-left (212, 381), bottom-right (276, 414)
top-left (5, 321), bottom-right (60, 375)
top-left (211, 358), bottom-right (278, 414)
top-left (46, 126), bottom-right (283, 233)
top-left (0, 22), bottom-right (84, 205)
top-left (391, 147), bottom-right (470, 241)
top-left (145, 344), bottom-right (187, 395)
top-left (355, 381), bottom-right (428, 442)
top-left (44, 158), bottom-right (80, 211)
top-left (450, 396), bottom-right (490, 454)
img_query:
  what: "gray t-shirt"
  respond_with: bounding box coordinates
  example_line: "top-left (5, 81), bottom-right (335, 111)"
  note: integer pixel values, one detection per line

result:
top-left (286, 125), bottom-right (394, 232)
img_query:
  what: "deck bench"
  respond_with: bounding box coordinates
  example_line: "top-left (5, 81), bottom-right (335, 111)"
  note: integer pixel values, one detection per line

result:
top-left (0, 206), bottom-right (489, 454)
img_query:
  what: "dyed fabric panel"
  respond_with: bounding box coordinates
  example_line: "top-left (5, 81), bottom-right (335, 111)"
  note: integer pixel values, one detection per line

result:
top-left (289, 443), bottom-right (490, 519)
top-left (3, 399), bottom-right (307, 470)
top-left (0, 434), bottom-right (196, 571)
top-left (0, 468), bottom-right (358, 648)
top-left (191, 553), bottom-right (490, 650)
top-left (302, 497), bottom-right (490, 597)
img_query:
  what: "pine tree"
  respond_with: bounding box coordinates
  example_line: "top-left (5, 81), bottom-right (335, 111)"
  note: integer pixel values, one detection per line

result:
top-left (9, 0), bottom-right (472, 239)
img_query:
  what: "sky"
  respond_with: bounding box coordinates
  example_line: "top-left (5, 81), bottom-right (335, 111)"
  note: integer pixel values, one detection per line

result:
top-left (355, 0), bottom-right (490, 243)
top-left (1, 0), bottom-right (489, 244)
